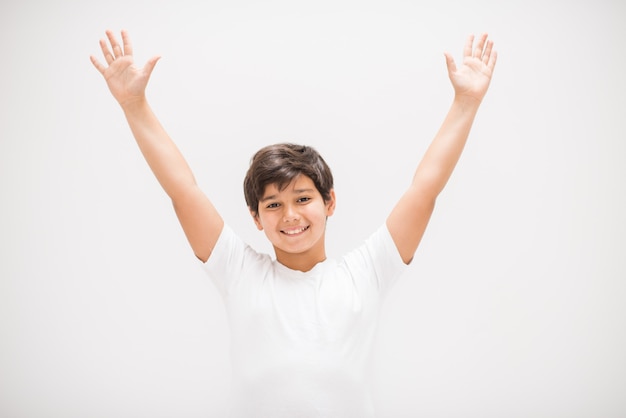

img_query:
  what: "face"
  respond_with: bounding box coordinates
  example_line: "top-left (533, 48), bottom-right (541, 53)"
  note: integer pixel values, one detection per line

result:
top-left (252, 175), bottom-right (336, 271)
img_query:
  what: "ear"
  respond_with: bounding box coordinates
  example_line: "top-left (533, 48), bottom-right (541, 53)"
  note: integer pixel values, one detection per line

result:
top-left (250, 208), bottom-right (263, 231)
top-left (325, 189), bottom-right (336, 217)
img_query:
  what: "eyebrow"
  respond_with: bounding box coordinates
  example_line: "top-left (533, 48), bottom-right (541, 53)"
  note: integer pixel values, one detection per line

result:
top-left (260, 188), bottom-right (315, 202)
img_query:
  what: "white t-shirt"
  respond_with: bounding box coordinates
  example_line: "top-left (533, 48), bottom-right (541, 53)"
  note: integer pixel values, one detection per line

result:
top-left (202, 224), bottom-right (407, 418)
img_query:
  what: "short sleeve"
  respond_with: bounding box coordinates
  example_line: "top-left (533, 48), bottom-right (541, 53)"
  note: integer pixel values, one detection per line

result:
top-left (201, 224), bottom-right (268, 297)
top-left (343, 224), bottom-right (408, 298)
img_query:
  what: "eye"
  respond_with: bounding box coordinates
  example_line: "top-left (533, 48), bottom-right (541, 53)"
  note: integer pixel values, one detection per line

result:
top-left (266, 202), bottom-right (280, 209)
top-left (297, 197), bottom-right (311, 204)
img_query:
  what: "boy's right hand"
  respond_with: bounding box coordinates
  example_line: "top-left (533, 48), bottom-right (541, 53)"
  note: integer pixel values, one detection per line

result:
top-left (90, 30), bottom-right (161, 107)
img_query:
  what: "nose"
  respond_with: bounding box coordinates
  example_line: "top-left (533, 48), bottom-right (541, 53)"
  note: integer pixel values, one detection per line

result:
top-left (282, 204), bottom-right (300, 222)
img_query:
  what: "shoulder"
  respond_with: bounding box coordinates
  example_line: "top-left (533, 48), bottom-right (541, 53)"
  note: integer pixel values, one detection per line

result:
top-left (343, 224), bottom-right (404, 264)
top-left (201, 224), bottom-right (272, 289)
top-left (340, 224), bottom-right (408, 291)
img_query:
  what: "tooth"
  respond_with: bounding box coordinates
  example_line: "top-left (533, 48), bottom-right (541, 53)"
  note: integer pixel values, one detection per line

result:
top-left (285, 227), bottom-right (306, 235)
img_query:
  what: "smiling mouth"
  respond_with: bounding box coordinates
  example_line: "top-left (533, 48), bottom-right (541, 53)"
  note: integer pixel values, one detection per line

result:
top-left (281, 226), bottom-right (310, 236)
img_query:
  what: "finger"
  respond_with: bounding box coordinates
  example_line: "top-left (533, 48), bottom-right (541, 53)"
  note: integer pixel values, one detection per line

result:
top-left (482, 40), bottom-right (494, 64)
top-left (474, 33), bottom-right (488, 58)
top-left (99, 38), bottom-right (115, 65)
top-left (121, 29), bottom-right (133, 57)
top-left (106, 30), bottom-right (123, 59)
top-left (143, 55), bottom-right (161, 77)
top-left (487, 49), bottom-right (498, 72)
top-left (444, 52), bottom-right (457, 75)
top-left (463, 34), bottom-right (474, 58)
top-left (90, 55), bottom-right (106, 75)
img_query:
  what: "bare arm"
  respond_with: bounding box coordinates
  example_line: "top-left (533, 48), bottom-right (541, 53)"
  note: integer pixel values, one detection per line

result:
top-left (90, 30), bottom-right (222, 262)
top-left (387, 34), bottom-right (497, 264)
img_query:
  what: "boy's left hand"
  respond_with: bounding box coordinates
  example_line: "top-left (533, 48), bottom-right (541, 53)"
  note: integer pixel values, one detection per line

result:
top-left (444, 33), bottom-right (497, 103)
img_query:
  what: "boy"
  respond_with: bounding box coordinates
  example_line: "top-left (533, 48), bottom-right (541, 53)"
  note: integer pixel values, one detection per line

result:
top-left (91, 30), bottom-right (496, 417)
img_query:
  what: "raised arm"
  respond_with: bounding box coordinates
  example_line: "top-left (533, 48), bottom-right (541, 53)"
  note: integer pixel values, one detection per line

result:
top-left (90, 30), bottom-right (223, 262)
top-left (387, 34), bottom-right (497, 264)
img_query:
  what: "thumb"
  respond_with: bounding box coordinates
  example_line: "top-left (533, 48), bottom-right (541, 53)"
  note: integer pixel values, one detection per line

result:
top-left (143, 55), bottom-right (161, 77)
top-left (444, 52), bottom-right (456, 75)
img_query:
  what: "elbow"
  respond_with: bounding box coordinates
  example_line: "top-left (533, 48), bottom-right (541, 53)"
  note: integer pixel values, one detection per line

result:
top-left (412, 166), bottom-right (449, 200)
top-left (408, 182), bottom-right (439, 207)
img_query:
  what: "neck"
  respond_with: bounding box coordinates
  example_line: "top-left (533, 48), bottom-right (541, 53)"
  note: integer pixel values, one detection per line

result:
top-left (274, 247), bottom-right (326, 272)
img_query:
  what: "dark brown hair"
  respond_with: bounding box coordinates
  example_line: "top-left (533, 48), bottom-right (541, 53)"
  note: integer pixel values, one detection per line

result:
top-left (244, 143), bottom-right (334, 215)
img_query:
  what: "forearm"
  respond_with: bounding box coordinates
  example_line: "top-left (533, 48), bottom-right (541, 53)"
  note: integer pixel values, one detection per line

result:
top-left (386, 34), bottom-right (495, 264)
top-left (411, 96), bottom-right (481, 197)
top-left (121, 98), bottom-right (197, 200)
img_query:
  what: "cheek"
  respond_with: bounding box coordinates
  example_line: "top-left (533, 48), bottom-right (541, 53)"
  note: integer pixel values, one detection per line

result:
top-left (310, 205), bottom-right (331, 223)
top-left (255, 212), bottom-right (281, 231)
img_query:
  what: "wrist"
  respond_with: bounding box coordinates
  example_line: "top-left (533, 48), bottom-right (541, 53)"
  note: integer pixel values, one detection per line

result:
top-left (452, 94), bottom-right (482, 112)
top-left (120, 96), bottom-right (149, 113)
top-left (453, 93), bottom-right (482, 106)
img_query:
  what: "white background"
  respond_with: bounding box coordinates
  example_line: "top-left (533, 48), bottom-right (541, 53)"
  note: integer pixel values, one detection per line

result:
top-left (1, 0), bottom-right (625, 417)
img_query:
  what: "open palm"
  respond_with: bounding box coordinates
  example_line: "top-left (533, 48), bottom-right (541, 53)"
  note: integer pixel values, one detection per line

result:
top-left (445, 34), bottom-right (497, 103)
top-left (90, 30), bottom-right (160, 106)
